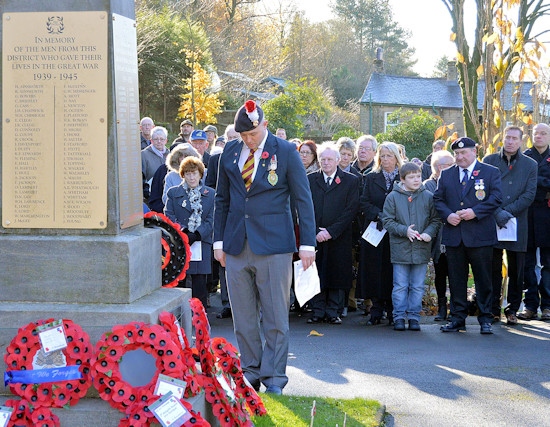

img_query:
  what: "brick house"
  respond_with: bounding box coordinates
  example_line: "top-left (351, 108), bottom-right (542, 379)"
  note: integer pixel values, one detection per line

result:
top-left (359, 66), bottom-right (543, 137)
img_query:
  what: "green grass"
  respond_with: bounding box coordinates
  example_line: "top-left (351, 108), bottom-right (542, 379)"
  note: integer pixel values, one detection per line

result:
top-left (251, 395), bottom-right (383, 427)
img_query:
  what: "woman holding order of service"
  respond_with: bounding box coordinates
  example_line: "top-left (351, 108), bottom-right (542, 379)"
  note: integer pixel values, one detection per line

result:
top-left (164, 156), bottom-right (215, 309)
top-left (357, 141), bottom-right (404, 326)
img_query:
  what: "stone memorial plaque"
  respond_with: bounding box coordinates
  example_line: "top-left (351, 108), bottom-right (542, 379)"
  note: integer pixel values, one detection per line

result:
top-left (113, 13), bottom-right (142, 229)
top-left (2, 11), bottom-right (108, 228)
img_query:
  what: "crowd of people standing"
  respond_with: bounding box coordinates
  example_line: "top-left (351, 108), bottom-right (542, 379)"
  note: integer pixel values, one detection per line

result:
top-left (139, 104), bottom-right (550, 394)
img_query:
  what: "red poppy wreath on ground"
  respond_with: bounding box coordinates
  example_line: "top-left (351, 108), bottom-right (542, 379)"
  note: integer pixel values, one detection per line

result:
top-left (3, 318), bottom-right (93, 410)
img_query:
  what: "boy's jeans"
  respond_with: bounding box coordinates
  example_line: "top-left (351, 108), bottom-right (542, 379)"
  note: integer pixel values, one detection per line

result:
top-left (392, 263), bottom-right (426, 321)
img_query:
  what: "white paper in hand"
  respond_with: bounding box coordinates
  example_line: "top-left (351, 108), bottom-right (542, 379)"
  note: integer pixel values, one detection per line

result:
top-left (496, 217), bottom-right (517, 242)
top-left (362, 221), bottom-right (387, 247)
top-left (190, 241), bottom-right (202, 261)
top-left (293, 260), bottom-right (321, 307)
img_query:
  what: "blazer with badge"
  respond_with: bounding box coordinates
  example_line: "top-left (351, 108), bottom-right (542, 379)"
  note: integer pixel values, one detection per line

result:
top-left (165, 184), bottom-right (215, 274)
top-left (308, 168), bottom-right (359, 290)
top-left (434, 161), bottom-right (502, 248)
top-left (214, 132), bottom-right (316, 256)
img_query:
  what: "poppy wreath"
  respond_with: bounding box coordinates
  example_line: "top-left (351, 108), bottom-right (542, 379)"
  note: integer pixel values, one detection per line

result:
top-left (144, 212), bottom-right (191, 288)
top-left (210, 337), bottom-right (267, 418)
top-left (3, 398), bottom-right (60, 427)
top-left (189, 299), bottom-right (260, 426)
top-left (3, 319), bottom-right (93, 409)
top-left (91, 322), bottom-right (186, 413)
top-left (119, 394), bottom-right (209, 427)
top-left (157, 311), bottom-right (203, 397)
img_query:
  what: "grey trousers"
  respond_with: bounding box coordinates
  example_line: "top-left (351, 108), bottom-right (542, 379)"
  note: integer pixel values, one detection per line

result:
top-left (226, 240), bottom-right (293, 389)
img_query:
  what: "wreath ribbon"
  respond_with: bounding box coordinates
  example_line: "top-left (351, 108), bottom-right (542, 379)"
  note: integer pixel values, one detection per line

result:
top-left (4, 366), bottom-right (82, 386)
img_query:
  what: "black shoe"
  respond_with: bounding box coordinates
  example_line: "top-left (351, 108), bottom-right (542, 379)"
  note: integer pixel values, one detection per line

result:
top-left (480, 322), bottom-right (493, 334)
top-left (393, 319), bottom-right (405, 331)
top-left (216, 307), bottom-right (232, 319)
top-left (307, 316), bottom-right (323, 324)
top-left (367, 316), bottom-right (382, 325)
top-left (434, 299), bottom-right (448, 321)
top-left (328, 317), bottom-right (342, 325)
top-left (408, 319), bottom-right (421, 331)
top-left (265, 385), bottom-right (282, 395)
top-left (440, 321), bottom-right (466, 332)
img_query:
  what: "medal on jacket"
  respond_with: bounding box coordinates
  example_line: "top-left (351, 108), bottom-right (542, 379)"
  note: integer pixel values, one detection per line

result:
top-left (268, 155), bottom-right (278, 186)
top-left (474, 179), bottom-right (485, 200)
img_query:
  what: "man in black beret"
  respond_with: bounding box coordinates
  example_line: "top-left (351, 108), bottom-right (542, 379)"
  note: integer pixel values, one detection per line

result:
top-left (434, 137), bottom-right (502, 334)
top-left (213, 100), bottom-right (316, 394)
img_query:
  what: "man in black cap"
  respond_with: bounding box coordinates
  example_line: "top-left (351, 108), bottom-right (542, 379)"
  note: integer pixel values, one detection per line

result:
top-left (434, 137), bottom-right (502, 334)
top-left (171, 119), bottom-right (194, 150)
top-left (213, 100), bottom-right (316, 394)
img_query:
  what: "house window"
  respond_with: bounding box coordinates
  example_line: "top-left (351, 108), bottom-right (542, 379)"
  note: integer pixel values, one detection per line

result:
top-left (384, 112), bottom-right (399, 132)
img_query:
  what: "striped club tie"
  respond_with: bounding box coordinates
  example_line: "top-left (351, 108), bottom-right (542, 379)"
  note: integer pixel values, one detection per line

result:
top-left (242, 148), bottom-right (256, 191)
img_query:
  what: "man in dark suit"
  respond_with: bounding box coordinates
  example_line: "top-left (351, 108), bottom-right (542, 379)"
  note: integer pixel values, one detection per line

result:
top-left (434, 137), bottom-right (502, 334)
top-left (520, 123), bottom-right (550, 321)
top-left (213, 100), bottom-right (316, 394)
top-left (307, 145), bottom-right (359, 324)
top-left (483, 126), bottom-right (537, 325)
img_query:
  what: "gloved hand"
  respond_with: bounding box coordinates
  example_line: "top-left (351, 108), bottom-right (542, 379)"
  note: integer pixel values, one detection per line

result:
top-left (183, 229), bottom-right (200, 245)
top-left (495, 210), bottom-right (513, 228)
top-left (376, 219), bottom-right (384, 231)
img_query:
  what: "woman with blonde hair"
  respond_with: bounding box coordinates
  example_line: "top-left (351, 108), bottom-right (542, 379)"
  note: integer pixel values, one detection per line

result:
top-left (357, 142), bottom-right (405, 325)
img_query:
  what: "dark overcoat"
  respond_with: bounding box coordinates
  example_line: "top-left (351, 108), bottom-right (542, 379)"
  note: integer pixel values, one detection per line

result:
top-left (308, 168), bottom-right (359, 290)
top-left (356, 170), bottom-right (400, 300)
top-left (524, 146), bottom-right (550, 248)
top-left (483, 150), bottom-right (537, 252)
top-left (165, 184), bottom-right (215, 275)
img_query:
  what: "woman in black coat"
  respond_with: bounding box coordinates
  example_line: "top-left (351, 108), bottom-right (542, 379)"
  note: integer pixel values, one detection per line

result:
top-left (165, 156), bottom-right (215, 309)
top-left (357, 142), bottom-right (404, 325)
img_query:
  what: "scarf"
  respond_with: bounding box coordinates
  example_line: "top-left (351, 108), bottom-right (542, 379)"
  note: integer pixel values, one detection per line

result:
top-left (183, 182), bottom-right (202, 232)
top-left (382, 167), bottom-right (399, 190)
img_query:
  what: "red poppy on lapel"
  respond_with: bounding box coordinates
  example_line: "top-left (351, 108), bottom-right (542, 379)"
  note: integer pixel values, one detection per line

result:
top-left (472, 170), bottom-right (480, 177)
top-left (261, 151), bottom-right (269, 159)
top-left (546, 158), bottom-right (550, 163)
top-left (335, 176), bottom-right (341, 184)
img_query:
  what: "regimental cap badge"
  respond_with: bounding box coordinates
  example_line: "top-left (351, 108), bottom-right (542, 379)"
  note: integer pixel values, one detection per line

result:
top-left (234, 100), bottom-right (264, 132)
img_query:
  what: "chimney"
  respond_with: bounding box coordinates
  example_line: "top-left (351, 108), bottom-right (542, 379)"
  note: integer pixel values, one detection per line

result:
top-left (374, 47), bottom-right (384, 73)
top-left (447, 60), bottom-right (457, 82)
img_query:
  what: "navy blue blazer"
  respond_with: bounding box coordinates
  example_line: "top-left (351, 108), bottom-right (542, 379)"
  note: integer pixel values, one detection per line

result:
top-left (434, 160), bottom-right (502, 247)
top-left (214, 132), bottom-right (316, 255)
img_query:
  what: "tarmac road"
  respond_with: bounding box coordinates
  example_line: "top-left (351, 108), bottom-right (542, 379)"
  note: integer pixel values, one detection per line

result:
top-left (207, 294), bottom-right (550, 427)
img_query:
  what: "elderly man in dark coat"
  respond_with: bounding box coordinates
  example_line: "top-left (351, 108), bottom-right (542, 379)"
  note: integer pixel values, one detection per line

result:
top-left (519, 123), bottom-right (550, 321)
top-left (306, 144), bottom-right (359, 324)
top-left (434, 137), bottom-right (502, 334)
top-left (483, 126), bottom-right (537, 325)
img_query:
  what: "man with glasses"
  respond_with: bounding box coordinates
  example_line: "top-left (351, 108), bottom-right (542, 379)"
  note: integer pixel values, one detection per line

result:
top-left (352, 135), bottom-right (377, 175)
top-left (140, 117), bottom-right (154, 149)
top-left (142, 126), bottom-right (169, 186)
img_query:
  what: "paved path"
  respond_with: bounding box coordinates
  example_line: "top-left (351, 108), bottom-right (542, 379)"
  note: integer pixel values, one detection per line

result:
top-left (208, 296), bottom-right (550, 427)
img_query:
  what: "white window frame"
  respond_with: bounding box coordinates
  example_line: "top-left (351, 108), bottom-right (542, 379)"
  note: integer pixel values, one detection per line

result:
top-left (384, 111), bottom-right (400, 132)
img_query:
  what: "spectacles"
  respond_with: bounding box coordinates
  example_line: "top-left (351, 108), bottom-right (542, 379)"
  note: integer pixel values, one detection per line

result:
top-left (300, 151), bottom-right (313, 156)
top-left (358, 147), bottom-right (373, 152)
top-left (151, 137), bottom-right (166, 142)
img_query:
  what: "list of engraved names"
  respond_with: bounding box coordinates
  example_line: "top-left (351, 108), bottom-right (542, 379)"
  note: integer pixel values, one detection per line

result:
top-left (2, 12), bottom-right (108, 228)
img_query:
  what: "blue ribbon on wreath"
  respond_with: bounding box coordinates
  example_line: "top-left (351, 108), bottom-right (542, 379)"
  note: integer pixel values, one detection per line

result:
top-left (4, 366), bottom-right (82, 386)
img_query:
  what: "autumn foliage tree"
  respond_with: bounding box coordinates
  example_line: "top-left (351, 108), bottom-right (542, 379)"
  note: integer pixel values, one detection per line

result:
top-left (178, 49), bottom-right (224, 126)
top-left (442, 0), bottom-right (549, 153)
